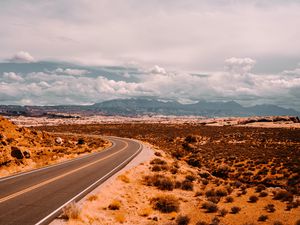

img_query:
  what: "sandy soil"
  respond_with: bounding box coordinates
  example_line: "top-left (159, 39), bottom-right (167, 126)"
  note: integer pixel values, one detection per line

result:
top-left (50, 144), bottom-right (300, 225)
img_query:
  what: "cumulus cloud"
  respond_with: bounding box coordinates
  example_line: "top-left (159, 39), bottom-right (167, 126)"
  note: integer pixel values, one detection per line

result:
top-left (225, 57), bottom-right (256, 75)
top-left (149, 65), bottom-right (167, 75)
top-left (0, 58), bottom-right (299, 110)
top-left (55, 68), bottom-right (89, 76)
top-left (9, 51), bottom-right (35, 63)
top-left (2, 72), bottom-right (24, 82)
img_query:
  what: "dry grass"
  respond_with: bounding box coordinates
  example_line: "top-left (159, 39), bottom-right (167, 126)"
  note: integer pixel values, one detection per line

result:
top-left (61, 202), bottom-right (80, 220)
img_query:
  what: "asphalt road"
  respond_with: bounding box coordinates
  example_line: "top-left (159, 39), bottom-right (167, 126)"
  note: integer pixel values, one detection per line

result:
top-left (0, 136), bottom-right (142, 225)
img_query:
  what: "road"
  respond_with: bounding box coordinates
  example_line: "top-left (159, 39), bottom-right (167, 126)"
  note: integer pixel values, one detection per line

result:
top-left (0, 136), bottom-right (142, 225)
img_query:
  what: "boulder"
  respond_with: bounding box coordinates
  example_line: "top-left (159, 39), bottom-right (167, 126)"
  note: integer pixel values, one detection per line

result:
top-left (23, 150), bottom-right (31, 158)
top-left (55, 137), bottom-right (63, 144)
top-left (11, 147), bottom-right (24, 159)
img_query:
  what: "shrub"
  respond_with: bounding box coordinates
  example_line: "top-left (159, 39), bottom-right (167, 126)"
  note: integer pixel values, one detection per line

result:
top-left (273, 190), bottom-right (293, 201)
top-left (176, 215), bottom-right (190, 225)
top-left (219, 208), bottom-right (228, 217)
top-left (265, 204), bottom-right (275, 212)
top-left (231, 206), bottom-right (241, 214)
top-left (150, 158), bottom-right (167, 165)
top-left (108, 200), bottom-right (121, 210)
top-left (225, 196), bottom-right (234, 203)
top-left (87, 194), bottom-right (98, 201)
top-left (185, 135), bottom-right (197, 143)
top-left (181, 180), bottom-right (194, 191)
top-left (154, 151), bottom-right (162, 157)
top-left (202, 201), bottom-right (218, 213)
top-left (185, 174), bottom-right (196, 181)
top-left (248, 195), bottom-right (259, 203)
top-left (255, 184), bottom-right (266, 193)
top-left (205, 189), bottom-right (216, 197)
top-left (144, 174), bottom-right (174, 191)
top-left (62, 202), bottom-right (80, 220)
top-left (295, 220), bottom-right (300, 225)
top-left (259, 191), bottom-right (268, 197)
top-left (216, 188), bottom-right (228, 197)
top-left (207, 196), bottom-right (221, 204)
top-left (151, 195), bottom-right (179, 213)
top-left (211, 217), bottom-right (220, 225)
top-left (258, 215), bottom-right (268, 221)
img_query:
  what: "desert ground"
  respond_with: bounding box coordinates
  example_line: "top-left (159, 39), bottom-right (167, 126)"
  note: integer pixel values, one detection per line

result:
top-left (1, 115), bottom-right (299, 224)
top-left (28, 117), bottom-right (300, 225)
top-left (0, 116), bottom-right (109, 177)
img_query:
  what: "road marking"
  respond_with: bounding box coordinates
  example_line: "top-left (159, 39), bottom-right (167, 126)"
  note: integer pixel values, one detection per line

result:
top-left (0, 137), bottom-right (116, 182)
top-left (0, 139), bottom-right (128, 204)
top-left (35, 139), bottom-right (142, 225)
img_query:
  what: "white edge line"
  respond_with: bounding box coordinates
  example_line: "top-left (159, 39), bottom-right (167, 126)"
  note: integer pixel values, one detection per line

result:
top-left (0, 138), bottom-right (116, 182)
top-left (35, 139), bottom-right (142, 225)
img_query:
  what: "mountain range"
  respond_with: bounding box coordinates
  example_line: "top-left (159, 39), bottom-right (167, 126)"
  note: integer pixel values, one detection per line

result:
top-left (0, 98), bottom-right (298, 117)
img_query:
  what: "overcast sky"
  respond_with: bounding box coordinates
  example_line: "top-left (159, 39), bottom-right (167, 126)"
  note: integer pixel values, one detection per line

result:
top-left (0, 0), bottom-right (300, 109)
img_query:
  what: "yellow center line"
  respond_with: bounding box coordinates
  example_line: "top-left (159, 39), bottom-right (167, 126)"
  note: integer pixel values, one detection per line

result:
top-left (0, 139), bottom-right (128, 204)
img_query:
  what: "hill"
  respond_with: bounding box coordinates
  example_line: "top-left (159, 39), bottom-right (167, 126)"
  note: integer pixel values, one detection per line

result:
top-left (0, 98), bottom-right (298, 117)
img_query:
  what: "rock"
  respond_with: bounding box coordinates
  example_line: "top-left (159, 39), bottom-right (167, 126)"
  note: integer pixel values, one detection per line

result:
top-left (23, 150), bottom-right (31, 158)
top-left (77, 138), bottom-right (85, 145)
top-left (11, 147), bottom-right (24, 159)
top-left (55, 137), bottom-right (63, 144)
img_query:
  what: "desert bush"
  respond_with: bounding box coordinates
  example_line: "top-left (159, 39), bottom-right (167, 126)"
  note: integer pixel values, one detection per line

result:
top-left (225, 196), bottom-right (234, 203)
top-left (144, 174), bottom-right (174, 191)
top-left (185, 135), bottom-right (197, 143)
top-left (259, 191), bottom-right (268, 197)
top-left (185, 174), bottom-right (196, 181)
top-left (273, 190), bottom-right (293, 201)
top-left (202, 179), bottom-right (209, 185)
top-left (62, 202), bottom-right (80, 220)
top-left (273, 221), bottom-right (283, 225)
top-left (181, 180), bottom-right (194, 191)
top-left (202, 201), bottom-right (218, 213)
top-left (207, 196), bottom-right (221, 204)
top-left (248, 195), bottom-right (259, 203)
top-left (176, 215), bottom-right (190, 225)
top-left (187, 157), bottom-right (201, 167)
top-left (108, 200), bottom-right (121, 210)
top-left (216, 188), bottom-right (228, 197)
top-left (205, 189), bottom-right (216, 197)
top-left (255, 184), bottom-right (266, 193)
top-left (87, 194), bottom-right (98, 201)
top-left (231, 206), bottom-right (241, 214)
top-left (219, 208), bottom-right (228, 217)
top-left (211, 217), bottom-right (220, 225)
top-left (154, 151), bottom-right (162, 157)
top-left (151, 164), bottom-right (169, 172)
top-left (295, 219), bottom-right (300, 225)
top-left (150, 158), bottom-right (167, 165)
top-left (265, 204), bottom-right (275, 212)
top-left (199, 172), bottom-right (210, 179)
top-left (258, 215), bottom-right (268, 221)
top-left (151, 195), bottom-right (179, 213)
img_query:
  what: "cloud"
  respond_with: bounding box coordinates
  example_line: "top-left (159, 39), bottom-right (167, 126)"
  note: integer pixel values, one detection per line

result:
top-left (225, 57), bottom-right (256, 75)
top-left (9, 51), bottom-right (35, 63)
top-left (149, 65), bottom-right (167, 75)
top-left (55, 68), bottom-right (89, 76)
top-left (1, 1), bottom-right (300, 72)
top-left (2, 72), bottom-right (24, 82)
top-left (0, 58), bottom-right (299, 110)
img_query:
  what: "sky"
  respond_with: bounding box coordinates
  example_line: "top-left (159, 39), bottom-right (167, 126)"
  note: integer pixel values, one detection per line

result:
top-left (0, 0), bottom-right (300, 110)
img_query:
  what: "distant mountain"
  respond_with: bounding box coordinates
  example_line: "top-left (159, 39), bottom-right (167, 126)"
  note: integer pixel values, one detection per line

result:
top-left (0, 98), bottom-right (298, 117)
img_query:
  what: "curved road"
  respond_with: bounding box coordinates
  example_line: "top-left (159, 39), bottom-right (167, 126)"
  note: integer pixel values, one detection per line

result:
top-left (0, 137), bottom-right (142, 225)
